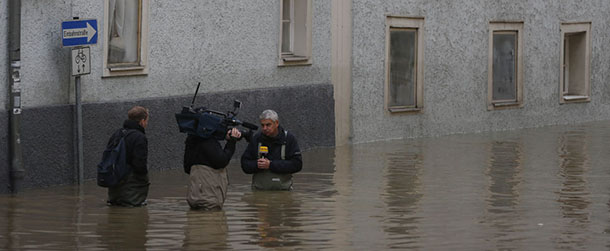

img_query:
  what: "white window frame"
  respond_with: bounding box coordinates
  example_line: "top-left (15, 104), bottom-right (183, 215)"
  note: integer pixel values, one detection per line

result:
top-left (103, 0), bottom-right (149, 77)
top-left (487, 21), bottom-right (524, 110)
top-left (384, 16), bottom-right (425, 113)
top-left (278, 0), bottom-right (312, 66)
top-left (560, 22), bottom-right (591, 104)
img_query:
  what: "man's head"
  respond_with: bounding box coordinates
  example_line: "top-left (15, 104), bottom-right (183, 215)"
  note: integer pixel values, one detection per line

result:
top-left (128, 106), bottom-right (149, 129)
top-left (259, 109), bottom-right (279, 137)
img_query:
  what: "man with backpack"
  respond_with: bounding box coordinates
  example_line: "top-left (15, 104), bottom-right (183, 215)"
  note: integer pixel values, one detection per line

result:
top-left (106, 106), bottom-right (150, 207)
top-left (241, 110), bottom-right (302, 190)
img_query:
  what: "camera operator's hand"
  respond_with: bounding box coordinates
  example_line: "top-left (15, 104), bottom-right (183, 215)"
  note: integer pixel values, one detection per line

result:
top-left (257, 158), bottom-right (270, 170)
top-left (226, 128), bottom-right (241, 141)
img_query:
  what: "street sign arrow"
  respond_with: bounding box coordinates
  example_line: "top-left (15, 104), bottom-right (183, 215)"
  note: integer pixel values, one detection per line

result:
top-left (61, 19), bottom-right (98, 47)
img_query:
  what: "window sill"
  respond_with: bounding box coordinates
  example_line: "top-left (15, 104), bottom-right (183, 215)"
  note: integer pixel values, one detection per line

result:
top-left (278, 56), bottom-right (312, 67)
top-left (493, 102), bottom-right (520, 107)
top-left (283, 56), bottom-right (309, 62)
top-left (102, 66), bottom-right (148, 78)
top-left (562, 95), bottom-right (590, 103)
top-left (388, 106), bottom-right (421, 113)
top-left (488, 101), bottom-right (523, 110)
top-left (109, 66), bottom-right (146, 72)
top-left (563, 95), bottom-right (589, 101)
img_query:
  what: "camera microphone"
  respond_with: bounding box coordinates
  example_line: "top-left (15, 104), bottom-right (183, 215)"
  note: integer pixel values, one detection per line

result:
top-left (259, 146), bottom-right (268, 159)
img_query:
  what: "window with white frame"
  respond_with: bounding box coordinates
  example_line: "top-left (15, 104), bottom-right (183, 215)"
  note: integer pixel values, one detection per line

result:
top-left (278, 0), bottom-right (312, 66)
top-left (103, 0), bottom-right (149, 77)
top-left (385, 16), bottom-right (424, 113)
top-left (560, 22), bottom-right (591, 104)
top-left (487, 22), bottom-right (523, 110)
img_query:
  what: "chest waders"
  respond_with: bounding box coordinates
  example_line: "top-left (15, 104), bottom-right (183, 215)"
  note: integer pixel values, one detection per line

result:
top-left (252, 131), bottom-right (293, 190)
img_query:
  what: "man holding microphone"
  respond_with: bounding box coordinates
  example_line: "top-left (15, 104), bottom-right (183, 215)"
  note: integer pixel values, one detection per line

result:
top-left (241, 110), bottom-right (302, 190)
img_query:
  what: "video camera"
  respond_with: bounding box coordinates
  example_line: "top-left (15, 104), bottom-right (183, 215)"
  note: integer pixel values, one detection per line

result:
top-left (175, 82), bottom-right (258, 142)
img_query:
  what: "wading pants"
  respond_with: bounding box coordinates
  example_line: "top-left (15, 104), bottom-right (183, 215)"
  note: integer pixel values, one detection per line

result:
top-left (187, 165), bottom-right (228, 210)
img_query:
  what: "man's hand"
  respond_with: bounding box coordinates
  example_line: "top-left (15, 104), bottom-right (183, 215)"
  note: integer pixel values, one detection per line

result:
top-left (226, 128), bottom-right (241, 140)
top-left (257, 158), bottom-right (270, 170)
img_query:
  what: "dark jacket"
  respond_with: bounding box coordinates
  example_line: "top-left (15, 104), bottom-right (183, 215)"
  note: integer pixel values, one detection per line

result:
top-left (107, 119), bottom-right (149, 207)
top-left (108, 119), bottom-right (148, 175)
top-left (183, 134), bottom-right (237, 174)
top-left (241, 126), bottom-right (302, 174)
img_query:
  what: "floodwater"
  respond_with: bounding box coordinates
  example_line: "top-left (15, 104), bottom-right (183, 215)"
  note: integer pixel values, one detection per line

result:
top-left (2, 121), bottom-right (610, 250)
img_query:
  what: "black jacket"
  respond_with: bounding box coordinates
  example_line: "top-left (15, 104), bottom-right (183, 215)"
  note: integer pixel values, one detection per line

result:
top-left (107, 120), bottom-right (148, 175)
top-left (241, 126), bottom-right (302, 174)
top-left (183, 134), bottom-right (237, 174)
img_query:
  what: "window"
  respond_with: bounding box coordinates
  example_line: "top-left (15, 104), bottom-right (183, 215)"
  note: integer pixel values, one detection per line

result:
top-left (278, 0), bottom-right (312, 66)
top-left (487, 22), bottom-right (523, 110)
top-left (560, 22), bottom-right (591, 104)
top-left (103, 0), bottom-right (149, 77)
top-left (384, 16), bottom-right (424, 113)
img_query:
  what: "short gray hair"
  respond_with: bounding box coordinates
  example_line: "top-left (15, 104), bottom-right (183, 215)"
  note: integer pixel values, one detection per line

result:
top-left (259, 109), bottom-right (279, 121)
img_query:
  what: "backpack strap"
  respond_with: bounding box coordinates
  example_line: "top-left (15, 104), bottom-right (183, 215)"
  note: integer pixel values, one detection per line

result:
top-left (114, 128), bottom-right (136, 146)
top-left (120, 128), bottom-right (137, 138)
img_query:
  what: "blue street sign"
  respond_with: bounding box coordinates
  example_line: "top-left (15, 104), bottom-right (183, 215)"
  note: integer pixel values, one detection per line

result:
top-left (61, 19), bottom-right (98, 47)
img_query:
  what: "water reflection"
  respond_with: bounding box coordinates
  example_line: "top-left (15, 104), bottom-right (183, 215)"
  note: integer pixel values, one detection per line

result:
top-left (240, 191), bottom-right (303, 248)
top-left (483, 140), bottom-right (524, 248)
top-left (2, 198), bottom-right (17, 250)
top-left (2, 122), bottom-right (610, 249)
top-left (96, 207), bottom-right (149, 250)
top-left (183, 210), bottom-right (228, 250)
top-left (381, 144), bottom-right (423, 249)
top-left (555, 130), bottom-right (591, 249)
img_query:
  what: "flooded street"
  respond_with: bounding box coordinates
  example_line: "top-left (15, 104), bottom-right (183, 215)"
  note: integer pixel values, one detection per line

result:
top-left (2, 121), bottom-right (610, 250)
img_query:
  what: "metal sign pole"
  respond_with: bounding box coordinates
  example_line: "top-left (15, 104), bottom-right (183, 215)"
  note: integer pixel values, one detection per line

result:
top-left (63, 17), bottom-right (95, 186)
top-left (8, 0), bottom-right (24, 193)
top-left (75, 75), bottom-right (84, 185)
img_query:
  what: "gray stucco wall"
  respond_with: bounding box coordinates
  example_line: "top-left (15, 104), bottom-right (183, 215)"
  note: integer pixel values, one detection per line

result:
top-left (20, 0), bottom-right (332, 107)
top-left (13, 84), bottom-right (333, 190)
top-left (0, 1), bottom-right (334, 192)
top-left (21, 0), bottom-right (73, 106)
top-left (351, 1), bottom-right (610, 143)
top-left (1, 1), bottom-right (8, 193)
top-left (0, 0), bottom-right (7, 111)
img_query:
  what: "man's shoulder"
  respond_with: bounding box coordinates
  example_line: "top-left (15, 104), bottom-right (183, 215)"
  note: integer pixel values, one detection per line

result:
top-left (124, 128), bottom-right (147, 145)
top-left (284, 130), bottom-right (298, 142)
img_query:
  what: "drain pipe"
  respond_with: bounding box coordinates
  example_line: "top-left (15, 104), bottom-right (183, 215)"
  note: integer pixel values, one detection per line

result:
top-left (8, 0), bottom-right (24, 193)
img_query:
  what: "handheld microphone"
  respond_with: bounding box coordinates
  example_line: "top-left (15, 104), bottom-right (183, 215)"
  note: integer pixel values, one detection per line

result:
top-left (259, 146), bottom-right (268, 159)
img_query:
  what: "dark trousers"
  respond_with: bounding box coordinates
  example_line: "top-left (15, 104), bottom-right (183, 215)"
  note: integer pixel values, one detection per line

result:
top-left (108, 172), bottom-right (150, 207)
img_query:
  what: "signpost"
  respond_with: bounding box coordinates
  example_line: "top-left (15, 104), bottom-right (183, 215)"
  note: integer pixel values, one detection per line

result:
top-left (62, 18), bottom-right (97, 185)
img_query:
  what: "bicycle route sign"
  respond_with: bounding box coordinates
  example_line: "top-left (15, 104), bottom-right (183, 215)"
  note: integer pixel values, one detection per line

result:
top-left (61, 19), bottom-right (98, 47)
top-left (71, 47), bottom-right (90, 76)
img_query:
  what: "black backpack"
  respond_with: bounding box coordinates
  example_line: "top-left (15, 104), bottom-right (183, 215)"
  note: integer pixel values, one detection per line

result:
top-left (97, 129), bottom-right (134, 187)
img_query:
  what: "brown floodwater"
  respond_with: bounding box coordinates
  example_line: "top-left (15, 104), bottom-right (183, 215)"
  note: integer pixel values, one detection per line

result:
top-left (2, 121), bottom-right (610, 250)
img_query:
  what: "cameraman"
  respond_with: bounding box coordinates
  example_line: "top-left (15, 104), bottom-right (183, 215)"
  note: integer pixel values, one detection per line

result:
top-left (183, 128), bottom-right (241, 210)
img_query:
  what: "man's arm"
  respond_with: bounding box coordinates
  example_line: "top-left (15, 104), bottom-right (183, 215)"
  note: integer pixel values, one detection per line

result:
top-left (241, 140), bottom-right (260, 174)
top-left (269, 134), bottom-right (302, 174)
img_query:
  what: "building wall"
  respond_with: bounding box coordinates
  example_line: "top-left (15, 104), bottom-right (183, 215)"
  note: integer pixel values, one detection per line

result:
top-left (351, 0), bottom-right (610, 143)
top-left (20, 0), bottom-right (332, 107)
top-left (1, 0), bottom-right (334, 191)
top-left (1, 1), bottom-right (9, 193)
top-left (19, 84), bottom-right (334, 189)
